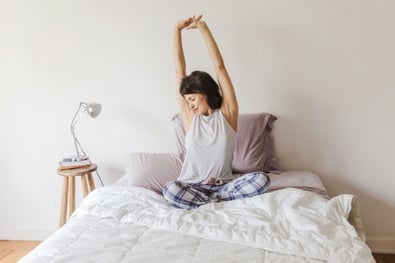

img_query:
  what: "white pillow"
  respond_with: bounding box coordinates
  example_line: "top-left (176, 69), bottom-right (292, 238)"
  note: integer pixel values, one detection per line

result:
top-left (125, 152), bottom-right (182, 194)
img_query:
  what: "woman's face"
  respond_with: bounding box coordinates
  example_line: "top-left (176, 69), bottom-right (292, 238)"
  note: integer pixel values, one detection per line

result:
top-left (184, 93), bottom-right (212, 115)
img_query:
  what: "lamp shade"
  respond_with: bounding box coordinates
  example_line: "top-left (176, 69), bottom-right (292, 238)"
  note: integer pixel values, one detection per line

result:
top-left (86, 103), bottom-right (102, 118)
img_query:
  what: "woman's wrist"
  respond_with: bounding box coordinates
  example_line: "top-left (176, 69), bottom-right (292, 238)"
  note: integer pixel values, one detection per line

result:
top-left (196, 21), bottom-right (207, 30)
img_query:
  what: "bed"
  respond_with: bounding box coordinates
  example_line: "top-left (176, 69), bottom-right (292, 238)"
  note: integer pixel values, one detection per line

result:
top-left (19, 113), bottom-right (375, 263)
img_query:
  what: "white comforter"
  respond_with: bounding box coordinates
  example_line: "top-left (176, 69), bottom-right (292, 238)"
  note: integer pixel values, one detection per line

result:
top-left (20, 186), bottom-right (375, 263)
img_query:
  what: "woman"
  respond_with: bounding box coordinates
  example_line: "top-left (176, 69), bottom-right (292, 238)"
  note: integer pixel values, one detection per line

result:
top-left (163, 15), bottom-right (270, 209)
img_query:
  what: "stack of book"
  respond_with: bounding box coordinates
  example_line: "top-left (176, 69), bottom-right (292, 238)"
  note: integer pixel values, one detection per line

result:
top-left (59, 156), bottom-right (91, 170)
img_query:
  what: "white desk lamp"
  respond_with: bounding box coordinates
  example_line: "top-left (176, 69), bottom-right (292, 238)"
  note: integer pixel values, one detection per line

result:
top-left (69, 102), bottom-right (104, 186)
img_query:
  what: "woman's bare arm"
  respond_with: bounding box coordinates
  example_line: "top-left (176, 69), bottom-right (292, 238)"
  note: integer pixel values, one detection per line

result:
top-left (191, 20), bottom-right (239, 130)
top-left (173, 16), bottom-right (201, 131)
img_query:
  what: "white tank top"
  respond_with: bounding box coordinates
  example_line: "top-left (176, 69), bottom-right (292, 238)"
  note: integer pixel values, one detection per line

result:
top-left (177, 110), bottom-right (236, 183)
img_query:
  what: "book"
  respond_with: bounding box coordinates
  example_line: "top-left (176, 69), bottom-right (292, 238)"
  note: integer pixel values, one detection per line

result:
top-left (62, 156), bottom-right (89, 162)
top-left (59, 158), bottom-right (91, 170)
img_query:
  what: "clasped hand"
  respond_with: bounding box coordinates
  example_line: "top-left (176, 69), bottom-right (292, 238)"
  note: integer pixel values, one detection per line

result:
top-left (177, 14), bottom-right (203, 31)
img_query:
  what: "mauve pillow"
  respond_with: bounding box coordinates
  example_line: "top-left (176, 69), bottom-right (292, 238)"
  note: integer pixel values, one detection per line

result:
top-left (171, 112), bottom-right (280, 173)
top-left (126, 153), bottom-right (182, 194)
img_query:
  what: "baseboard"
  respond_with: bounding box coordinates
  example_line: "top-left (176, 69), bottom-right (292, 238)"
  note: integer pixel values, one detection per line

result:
top-left (0, 227), bottom-right (56, 241)
top-left (367, 236), bottom-right (395, 254)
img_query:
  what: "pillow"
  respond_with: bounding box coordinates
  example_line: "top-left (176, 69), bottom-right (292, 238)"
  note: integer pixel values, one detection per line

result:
top-left (125, 153), bottom-right (182, 194)
top-left (171, 112), bottom-right (280, 173)
top-left (266, 171), bottom-right (329, 199)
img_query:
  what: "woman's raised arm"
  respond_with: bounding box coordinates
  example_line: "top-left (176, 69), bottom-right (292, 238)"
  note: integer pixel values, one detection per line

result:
top-left (190, 19), bottom-right (239, 130)
top-left (173, 16), bottom-right (202, 129)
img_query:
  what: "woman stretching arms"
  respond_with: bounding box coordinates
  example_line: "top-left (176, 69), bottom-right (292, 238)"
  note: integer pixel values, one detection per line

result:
top-left (163, 15), bottom-right (270, 209)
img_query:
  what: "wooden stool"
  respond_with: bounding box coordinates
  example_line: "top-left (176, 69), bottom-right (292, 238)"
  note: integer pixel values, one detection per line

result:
top-left (57, 164), bottom-right (97, 227)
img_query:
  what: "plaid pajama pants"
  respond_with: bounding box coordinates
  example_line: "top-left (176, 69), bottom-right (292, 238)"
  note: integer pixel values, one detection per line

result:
top-left (162, 172), bottom-right (270, 209)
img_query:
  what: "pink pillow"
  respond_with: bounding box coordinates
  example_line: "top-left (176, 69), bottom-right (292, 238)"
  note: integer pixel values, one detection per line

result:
top-left (126, 153), bottom-right (182, 194)
top-left (171, 112), bottom-right (280, 173)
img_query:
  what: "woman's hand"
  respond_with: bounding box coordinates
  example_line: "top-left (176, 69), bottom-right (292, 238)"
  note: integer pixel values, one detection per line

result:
top-left (176, 15), bottom-right (202, 31)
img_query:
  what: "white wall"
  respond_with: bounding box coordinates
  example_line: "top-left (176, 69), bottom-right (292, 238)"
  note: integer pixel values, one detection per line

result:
top-left (1, 0), bottom-right (394, 253)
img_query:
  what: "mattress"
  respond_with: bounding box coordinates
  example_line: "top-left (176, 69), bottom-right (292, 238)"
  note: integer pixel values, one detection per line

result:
top-left (19, 171), bottom-right (375, 263)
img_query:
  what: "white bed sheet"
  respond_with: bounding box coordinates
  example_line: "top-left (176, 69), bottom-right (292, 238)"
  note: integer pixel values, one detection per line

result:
top-left (19, 172), bottom-right (375, 263)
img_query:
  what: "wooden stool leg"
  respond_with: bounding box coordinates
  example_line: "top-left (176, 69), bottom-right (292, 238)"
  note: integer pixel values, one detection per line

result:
top-left (87, 172), bottom-right (96, 192)
top-left (81, 174), bottom-right (89, 197)
top-left (69, 176), bottom-right (75, 218)
top-left (60, 176), bottom-right (69, 227)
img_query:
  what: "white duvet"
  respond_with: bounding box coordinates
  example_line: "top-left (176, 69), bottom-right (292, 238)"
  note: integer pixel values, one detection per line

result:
top-left (20, 186), bottom-right (375, 263)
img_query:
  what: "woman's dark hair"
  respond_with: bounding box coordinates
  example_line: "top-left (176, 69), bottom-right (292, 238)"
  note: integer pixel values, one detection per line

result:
top-left (180, 71), bottom-right (222, 109)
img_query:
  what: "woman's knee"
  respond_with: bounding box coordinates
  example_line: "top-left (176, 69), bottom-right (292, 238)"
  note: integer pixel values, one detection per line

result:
top-left (254, 172), bottom-right (271, 192)
top-left (162, 181), bottom-right (200, 209)
top-left (257, 172), bottom-right (270, 184)
top-left (241, 171), bottom-right (271, 191)
top-left (162, 181), bottom-right (179, 201)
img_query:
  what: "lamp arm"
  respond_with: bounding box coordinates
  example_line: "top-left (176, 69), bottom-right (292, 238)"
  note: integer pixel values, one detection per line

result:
top-left (70, 129), bottom-right (80, 158)
top-left (70, 102), bottom-right (87, 128)
top-left (70, 102), bottom-right (87, 159)
top-left (73, 135), bottom-right (87, 157)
